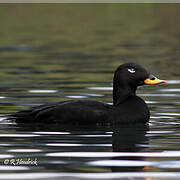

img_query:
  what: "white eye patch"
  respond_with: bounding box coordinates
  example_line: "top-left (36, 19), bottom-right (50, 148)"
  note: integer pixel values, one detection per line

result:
top-left (128, 68), bottom-right (136, 73)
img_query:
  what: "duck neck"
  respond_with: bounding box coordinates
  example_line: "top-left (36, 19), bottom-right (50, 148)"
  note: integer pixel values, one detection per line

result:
top-left (113, 83), bottom-right (137, 105)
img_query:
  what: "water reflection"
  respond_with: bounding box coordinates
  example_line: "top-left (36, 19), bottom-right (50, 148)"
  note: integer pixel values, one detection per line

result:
top-left (112, 124), bottom-right (149, 172)
top-left (112, 124), bottom-right (148, 152)
top-left (0, 119), bottom-right (180, 179)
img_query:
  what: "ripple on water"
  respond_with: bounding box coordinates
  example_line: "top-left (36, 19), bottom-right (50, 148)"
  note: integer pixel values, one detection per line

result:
top-left (32, 132), bottom-right (70, 135)
top-left (0, 172), bottom-right (179, 180)
top-left (87, 87), bottom-right (113, 91)
top-left (0, 166), bottom-right (29, 171)
top-left (166, 80), bottom-right (180, 84)
top-left (28, 90), bottom-right (58, 93)
top-left (7, 149), bottom-right (42, 153)
top-left (66, 95), bottom-right (87, 99)
top-left (0, 134), bottom-right (40, 137)
top-left (159, 88), bottom-right (180, 92)
top-left (46, 151), bottom-right (180, 158)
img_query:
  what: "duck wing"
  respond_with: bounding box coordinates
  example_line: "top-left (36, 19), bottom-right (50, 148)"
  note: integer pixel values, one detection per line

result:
top-left (9, 100), bottom-right (112, 124)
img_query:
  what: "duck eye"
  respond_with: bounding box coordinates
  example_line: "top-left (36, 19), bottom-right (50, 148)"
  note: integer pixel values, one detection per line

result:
top-left (128, 68), bottom-right (136, 73)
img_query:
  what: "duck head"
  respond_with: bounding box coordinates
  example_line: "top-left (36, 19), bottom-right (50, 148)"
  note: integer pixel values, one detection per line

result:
top-left (113, 62), bottom-right (167, 105)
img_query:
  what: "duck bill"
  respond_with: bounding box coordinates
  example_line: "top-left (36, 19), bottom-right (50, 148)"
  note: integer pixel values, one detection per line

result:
top-left (144, 76), bottom-right (168, 85)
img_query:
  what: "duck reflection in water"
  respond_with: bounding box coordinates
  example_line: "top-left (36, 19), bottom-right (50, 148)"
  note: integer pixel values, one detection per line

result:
top-left (10, 121), bottom-right (150, 173)
top-left (112, 123), bottom-right (149, 172)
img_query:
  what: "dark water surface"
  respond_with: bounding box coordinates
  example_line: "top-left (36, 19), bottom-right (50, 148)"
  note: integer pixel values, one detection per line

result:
top-left (0, 4), bottom-right (180, 180)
